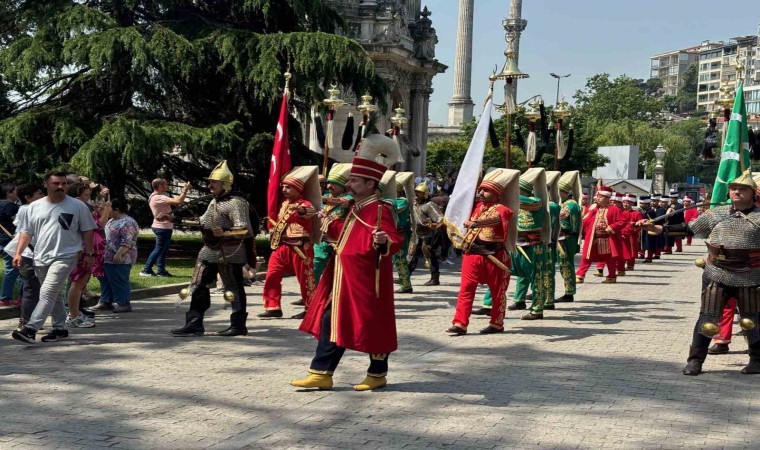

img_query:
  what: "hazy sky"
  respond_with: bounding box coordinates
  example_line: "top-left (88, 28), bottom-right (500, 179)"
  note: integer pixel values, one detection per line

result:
top-left (423, 0), bottom-right (760, 125)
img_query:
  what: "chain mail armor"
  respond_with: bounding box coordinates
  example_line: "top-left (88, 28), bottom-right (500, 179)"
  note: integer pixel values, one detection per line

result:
top-left (673, 205), bottom-right (760, 344)
top-left (414, 200), bottom-right (442, 238)
top-left (197, 193), bottom-right (255, 265)
top-left (687, 205), bottom-right (760, 287)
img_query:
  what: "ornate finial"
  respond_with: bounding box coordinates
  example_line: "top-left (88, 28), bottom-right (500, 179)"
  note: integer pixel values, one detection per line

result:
top-left (283, 63), bottom-right (292, 91)
top-left (421, 6), bottom-right (431, 18)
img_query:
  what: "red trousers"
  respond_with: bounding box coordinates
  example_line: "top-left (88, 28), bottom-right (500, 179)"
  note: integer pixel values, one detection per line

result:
top-left (262, 244), bottom-right (315, 310)
top-left (714, 297), bottom-right (737, 345)
top-left (452, 251), bottom-right (511, 331)
top-left (577, 255), bottom-right (617, 279)
top-left (686, 236), bottom-right (692, 245)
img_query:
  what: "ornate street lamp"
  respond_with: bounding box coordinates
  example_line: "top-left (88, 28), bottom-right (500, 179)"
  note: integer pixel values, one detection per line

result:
top-left (553, 97), bottom-right (572, 170)
top-left (321, 84), bottom-right (348, 175)
top-left (653, 144), bottom-right (666, 194)
top-left (491, 38), bottom-right (529, 168)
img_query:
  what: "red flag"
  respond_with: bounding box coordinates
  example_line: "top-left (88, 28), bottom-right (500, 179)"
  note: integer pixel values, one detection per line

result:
top-left (267, 92), bottom-right (291, 229)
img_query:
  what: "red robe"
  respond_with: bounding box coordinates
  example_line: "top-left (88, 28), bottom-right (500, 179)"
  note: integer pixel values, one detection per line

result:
top-left (300, 195), bottom-right (402, 354)
top-left (581, 203), bottom-right (626, 261)
top-left (620, 208), bottom-right (644, 260)
top-left (263, 197), bottom-right (316, 309)
top-left (684, 208), bottom-right (699, 224)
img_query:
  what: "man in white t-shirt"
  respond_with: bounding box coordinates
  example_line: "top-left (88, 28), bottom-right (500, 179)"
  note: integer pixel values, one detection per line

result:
top-left (139, 178), bottom-right (190, 278)
top-left (11, 171), bottom-right (97, 344)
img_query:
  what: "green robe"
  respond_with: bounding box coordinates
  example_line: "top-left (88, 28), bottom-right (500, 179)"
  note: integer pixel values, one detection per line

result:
top-left (540, 201), bottom-right (561, 306)
top-left (558, 198), bottom-right (581, 296)
top-left (390, 197), bottom-right (413, 291)
top-left (484, 195), bottom-right (546, 312)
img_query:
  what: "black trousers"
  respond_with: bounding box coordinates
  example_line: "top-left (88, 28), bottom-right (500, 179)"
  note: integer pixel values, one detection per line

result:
top-left (189, 261), bottom-right (246, 314)
top-left (410, 236), bottom-right (440, 277)
top-left (310, 302), bottom-right (389, 377)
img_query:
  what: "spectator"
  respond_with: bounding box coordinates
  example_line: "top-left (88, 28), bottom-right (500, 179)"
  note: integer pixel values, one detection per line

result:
top-left (0, 182), bottom-right (20, 306)
top-left (414, 171), bottom-right (426, 185)
top-left (11, 171), bottom-right (97, 344)
top-left (140, 178), bottom-right (191, 277)
top-left (443, 176), bottom-right (456, 195)
top-left (96, 198), bottom-right (139, 313)
top-left (3, 183), bottom-right (43, 327)
top-left (425, 172), bottom-right (438, 194)
top-left (65, 183), bottom-right (110, 327)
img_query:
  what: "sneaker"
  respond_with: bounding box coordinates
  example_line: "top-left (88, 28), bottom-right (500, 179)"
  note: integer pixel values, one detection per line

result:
top-left (67, 315), bottom-right (96, 328)
top-left (156, 270), bottom-right (174, 277)
top-left (139, 270), bottom-right (157, 277)
top-left (11, 327), bottom-right (36, 344)
top-left (83, 315), bottom-right (96, 325)
top-left (113, 304), bottom-right (132, 313)
top-left (80, 308), bottom-right (96, 318)
top-left (41, 329), bottom-right (69, 342)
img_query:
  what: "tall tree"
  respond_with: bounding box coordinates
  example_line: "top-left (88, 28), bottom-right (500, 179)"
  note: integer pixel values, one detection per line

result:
top-left (0, 1), bottom-right (386, 209)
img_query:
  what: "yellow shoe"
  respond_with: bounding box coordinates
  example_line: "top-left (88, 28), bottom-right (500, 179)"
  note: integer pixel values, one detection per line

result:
top-left (290, 373), bottom-right (333, 390)
top-left (575, 277), bottom-right (584, 284)
top-left (601, 277), bottom-right (617, 284)
top-left (353, 375), bottom-right (387, 391)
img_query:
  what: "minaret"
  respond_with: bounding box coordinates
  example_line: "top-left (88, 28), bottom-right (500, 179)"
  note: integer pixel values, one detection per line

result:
top-left (447, 0), bottom-right (475, 127)
top-left (503, 0), bottom-right (528, 104)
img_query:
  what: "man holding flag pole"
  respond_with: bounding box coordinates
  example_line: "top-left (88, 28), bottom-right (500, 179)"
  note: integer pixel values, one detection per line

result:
top-left (441, 100), bottom-right (520, 335)
top-left (260, 69), bottom-right (321, 319)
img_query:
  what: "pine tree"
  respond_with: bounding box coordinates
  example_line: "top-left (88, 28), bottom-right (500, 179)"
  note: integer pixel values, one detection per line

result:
top-left (0, 1), bottom-right (385, 209)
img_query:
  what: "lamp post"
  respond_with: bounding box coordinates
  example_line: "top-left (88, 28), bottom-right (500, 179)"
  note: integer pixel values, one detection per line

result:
top-left (653, 144), bottom-right (666, 194)
top-left (390, 104), bottom-right (407, 166)
top-left (492, 37), bottom-right (529, 168)
top-left (552, 97), bottom-right (571, 170)
top-left (321, 84), bottom-right (348, 176)
top-left (550, 73), bottom-right (571, 106)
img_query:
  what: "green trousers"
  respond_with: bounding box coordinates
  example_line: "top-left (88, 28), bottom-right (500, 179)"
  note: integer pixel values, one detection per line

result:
top-left (558, 238), bottom-right (578, 296)
top-left (313, 241), bottom-right (333, 283)
top-left (483, 245), bottom-right (536, 309)
top-left (393, 232), bottom-right (412, 291)
top-left (539, 243), bottom-right (558, 307)
top-left (514, 244), bottom-right (550, 314)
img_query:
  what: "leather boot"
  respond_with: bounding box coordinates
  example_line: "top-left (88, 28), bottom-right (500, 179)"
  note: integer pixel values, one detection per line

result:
top-left (707, 343), bottom-right (729, 355)
top-left (171, 311), bottom-right (204, 337)
top-left (555, 294), bottom-right (574, 303)
top-left (353, 375), bottom-right (387, 391)
top-left (215, 312), bottom-right (248, 336)
top-left (290, 373), bottom-right (333, 390)
top-left (741, 342), bottom-right (760, 374)
top-left (423, 275), bottom-right (440, 286)
top-left (682, 346), bottom-right (708, 375)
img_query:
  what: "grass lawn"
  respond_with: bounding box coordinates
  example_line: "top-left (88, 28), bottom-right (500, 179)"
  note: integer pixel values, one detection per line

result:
top-left (1, 230), bottom-right (270, 295)
top-left (86, 259), bottom-right (194, 293)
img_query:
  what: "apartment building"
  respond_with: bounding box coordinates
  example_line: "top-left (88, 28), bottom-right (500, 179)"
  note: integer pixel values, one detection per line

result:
top-left (650, 46), bottom-right (702, 96)
top-left (697, 35), bottom-right (758, 113)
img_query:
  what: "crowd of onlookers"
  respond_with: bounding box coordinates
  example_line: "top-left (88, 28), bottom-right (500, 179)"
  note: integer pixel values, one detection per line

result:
top-left (1, 172), bottom-right (140, 343)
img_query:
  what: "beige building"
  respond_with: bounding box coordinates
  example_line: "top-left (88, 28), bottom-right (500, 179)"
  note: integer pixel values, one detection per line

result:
top-left (697, 36), bottom-right (757, 113)
top-left (650, 46), bottom-right (703, 97)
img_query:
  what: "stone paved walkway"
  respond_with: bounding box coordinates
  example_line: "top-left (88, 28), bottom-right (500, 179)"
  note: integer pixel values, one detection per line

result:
top-left (2, 238), bottom-right (759, 449)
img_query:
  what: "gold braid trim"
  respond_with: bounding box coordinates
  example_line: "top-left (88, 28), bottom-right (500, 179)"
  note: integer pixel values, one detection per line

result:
top-left (270, 203), bottom-right (298, 249)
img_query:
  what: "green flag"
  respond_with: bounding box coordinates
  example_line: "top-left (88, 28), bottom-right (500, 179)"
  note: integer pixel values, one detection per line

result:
top-left (710, 81), bottom-right (750, 207)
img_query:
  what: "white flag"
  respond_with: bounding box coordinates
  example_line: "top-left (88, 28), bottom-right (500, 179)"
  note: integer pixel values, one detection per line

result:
top-left (444, 100), bottom-right (492, 243)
